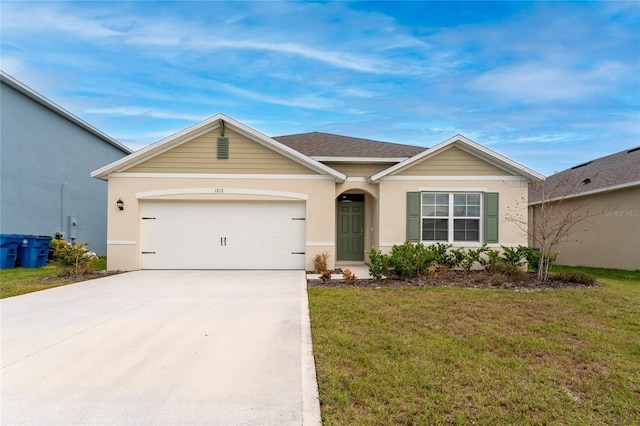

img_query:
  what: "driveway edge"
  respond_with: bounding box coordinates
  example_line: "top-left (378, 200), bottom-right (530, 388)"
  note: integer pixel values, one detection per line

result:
top-left (300, 271), bottom-right (322, 426)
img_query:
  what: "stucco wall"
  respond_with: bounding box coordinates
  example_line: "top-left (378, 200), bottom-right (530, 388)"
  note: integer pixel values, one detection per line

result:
top-left (105, 174), bottom-right (337, 271)
top-left (530, 186), bottom-right (640, 270)
top-left (377, 177), bottom-right (530, 253)
top-left (0, 82), bottom-right (129, 254)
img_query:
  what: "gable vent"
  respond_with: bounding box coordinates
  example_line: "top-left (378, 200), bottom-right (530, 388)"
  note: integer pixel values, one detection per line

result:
top-left (627, 147), bottom-right (640, 154)
top-left (217, 137), bottom-right (229, 159)
top-left (571, 161), bottom-right (592, 170)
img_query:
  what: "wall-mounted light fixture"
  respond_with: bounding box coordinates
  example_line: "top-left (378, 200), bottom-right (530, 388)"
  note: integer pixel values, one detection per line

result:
top-left (117, 198), bottom-right (124, 211)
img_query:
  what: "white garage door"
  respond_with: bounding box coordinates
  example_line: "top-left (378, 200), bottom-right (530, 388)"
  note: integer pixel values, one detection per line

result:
top-left (140, 200), bottom-right (306, 269)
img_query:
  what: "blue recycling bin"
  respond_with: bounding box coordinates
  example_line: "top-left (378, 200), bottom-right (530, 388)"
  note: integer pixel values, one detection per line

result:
top-left (17, 235), bottom-right (52, 268)
top-left (0, 234), bottom-right (24, 269)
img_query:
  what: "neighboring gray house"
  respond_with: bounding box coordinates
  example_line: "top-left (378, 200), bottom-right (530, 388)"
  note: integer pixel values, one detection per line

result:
top-left (529, 147), bottom-right (640, 270)
top-left (0, 71), bottom-right (132, 255)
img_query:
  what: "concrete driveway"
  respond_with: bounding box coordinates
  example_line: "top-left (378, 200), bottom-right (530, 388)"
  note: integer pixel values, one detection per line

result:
top-left (1, 271), bottom-right (320, 425)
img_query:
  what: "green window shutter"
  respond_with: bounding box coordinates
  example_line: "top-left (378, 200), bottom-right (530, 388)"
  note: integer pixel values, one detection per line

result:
top-left (217, 137), bottom-right (229, 159)
top-left (484, 192), bottom-right (499, 243)
top-left (406, 192), bottom-right (421, 242)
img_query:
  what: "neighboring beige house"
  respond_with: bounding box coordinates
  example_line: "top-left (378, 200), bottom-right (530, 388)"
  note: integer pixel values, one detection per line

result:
top-left (92, 113), bottom-right (543, 271)
top-left (529, 147), bottom-right (640, 271)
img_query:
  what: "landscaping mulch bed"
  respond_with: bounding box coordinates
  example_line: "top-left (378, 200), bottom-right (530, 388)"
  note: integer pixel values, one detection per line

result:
top-left (308, 269), bottom-right (603, 291)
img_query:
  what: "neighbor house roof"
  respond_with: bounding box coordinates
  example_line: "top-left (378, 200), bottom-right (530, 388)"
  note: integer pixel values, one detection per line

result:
top-left (91, 113), bottom-right (347, 182)
top-left (0, 70), bottom-right (132, 155)
top-left (529, 146), bottom-right (640, 204)
top-left (370, 134), bottom-right (545, 182)
top-left (273, 132), bottom-right (426, 162)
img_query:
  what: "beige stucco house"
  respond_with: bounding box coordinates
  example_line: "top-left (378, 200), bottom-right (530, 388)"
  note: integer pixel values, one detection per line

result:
top-left (529, 147), bottom-right (640, 271)
top-left (92, 113), bottom-right (543, 271)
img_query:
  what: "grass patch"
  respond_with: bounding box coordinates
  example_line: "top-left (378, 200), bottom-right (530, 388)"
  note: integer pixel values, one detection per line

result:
top-left (0, 256), bottom-right (107, 298)
top-left (308, 266), bottom-right (640, 425)
top-left (552, 264), bottom-right (640, 282)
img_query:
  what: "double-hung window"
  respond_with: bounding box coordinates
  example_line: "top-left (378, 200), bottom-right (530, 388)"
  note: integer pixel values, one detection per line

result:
top-left (421, 193), bottom-right (481, 243)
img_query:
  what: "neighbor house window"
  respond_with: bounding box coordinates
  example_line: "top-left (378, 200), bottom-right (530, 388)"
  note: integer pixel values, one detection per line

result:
top-left (421, 193), bottom-right (481, 243)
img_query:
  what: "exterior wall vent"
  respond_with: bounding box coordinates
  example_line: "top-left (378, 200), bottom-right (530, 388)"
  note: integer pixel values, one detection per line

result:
top-left (571, 161), bottom-right (592, 170)
top-left (217, 137), bottom-right (229, 159)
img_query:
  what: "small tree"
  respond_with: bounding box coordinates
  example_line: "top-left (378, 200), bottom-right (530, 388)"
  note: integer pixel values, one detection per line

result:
top-left (506, 170), bottom-right (610, 281)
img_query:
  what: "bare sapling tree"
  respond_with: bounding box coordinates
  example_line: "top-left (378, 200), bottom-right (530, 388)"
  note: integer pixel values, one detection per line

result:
top-left (505, 170), bottom-right (608, 281)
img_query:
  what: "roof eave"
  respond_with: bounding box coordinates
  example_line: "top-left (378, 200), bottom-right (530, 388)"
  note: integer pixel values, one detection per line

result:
top-left (312, 156), bottom-right (409, 163)
top-left (528, 179), bottom-right (640, 205)
top-left (91, 114), bottom-right (225, 180)
top-left (229, 117), bottom-right (347, 182)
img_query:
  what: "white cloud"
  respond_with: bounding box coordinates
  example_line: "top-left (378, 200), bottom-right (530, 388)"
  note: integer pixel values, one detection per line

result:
top-left (84, 107), bottom-right (205, 122)
top-left (205, 39), bottom-right (385, 74)
top-left (209, 82), bottom-right (340, 111)
top-left (124, 35), bottom-right (407, 75)
top-left (1, 3), bottom-right (121, 38)
top-left (467, 61), bottom-right (630, 103)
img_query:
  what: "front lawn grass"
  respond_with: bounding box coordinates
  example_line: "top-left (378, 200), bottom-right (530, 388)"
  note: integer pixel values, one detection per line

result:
top-left (0, 256), bottom-right (107, 298)
top-left (308, 266), bottom-right (640, 425)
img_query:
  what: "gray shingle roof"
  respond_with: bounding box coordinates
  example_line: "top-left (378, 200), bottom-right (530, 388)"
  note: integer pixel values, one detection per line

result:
top-left (273, 132), bottom-right (426, 158)
top-left (529, 146), bottom-right (640, 203)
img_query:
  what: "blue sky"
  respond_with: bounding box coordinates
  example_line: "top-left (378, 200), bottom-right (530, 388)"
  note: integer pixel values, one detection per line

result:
top-left (2, 1), bottom-right (639, 176)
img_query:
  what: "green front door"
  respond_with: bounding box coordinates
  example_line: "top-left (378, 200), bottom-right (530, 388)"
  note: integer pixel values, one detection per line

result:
top-left (337, 201), bottom-right (364, 261)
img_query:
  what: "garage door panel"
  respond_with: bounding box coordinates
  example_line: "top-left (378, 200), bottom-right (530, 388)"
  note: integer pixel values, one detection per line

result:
top-left (140, 201), bottom-right (305, 269)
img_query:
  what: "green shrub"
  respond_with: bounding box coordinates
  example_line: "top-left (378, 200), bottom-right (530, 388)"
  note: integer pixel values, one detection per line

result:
top-left (448, 248), bottom-right (468, 271)
top-left (483, 248), bottom-right (502, 267)
top-left (500, 245), bottom-right (527, 266)
top-left (519, 246), bottom-right (558, 273)
top-left (389, 242), bottom-right (435, 278)
top-left (367, 242), bottom-right (537, 280)
top-left (365, 246), bottom-right (390, 281)
top-left (49, 238), bottom-right (69, 258)
top-left (554, 271), bottom-right (596, 285)
top-left (459, 245), bottom-right (488, 272)
top-left (430, 243), bottom-right (458, 270)
top-left (52, 240), bottom-right (97, 278)
top-left (521, 246), bottom-right (540, 270)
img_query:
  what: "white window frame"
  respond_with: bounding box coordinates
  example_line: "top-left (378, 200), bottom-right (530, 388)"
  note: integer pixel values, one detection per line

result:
top-left (420, 192), bottom-right (483, 245)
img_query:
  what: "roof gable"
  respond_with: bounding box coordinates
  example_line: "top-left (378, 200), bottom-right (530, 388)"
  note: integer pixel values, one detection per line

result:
top-left (92, 114), bottom-right (346, 181)
top-left (395, 145), bottom-right (512, 176)
top-left (126, 127), bottom-right (318, 175)
top-left (370, 135), bottom-right (544, 182)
